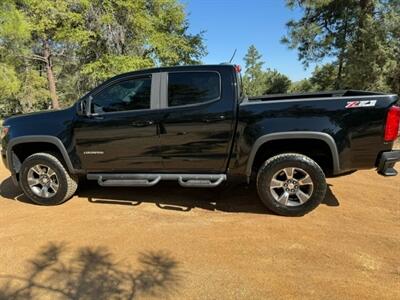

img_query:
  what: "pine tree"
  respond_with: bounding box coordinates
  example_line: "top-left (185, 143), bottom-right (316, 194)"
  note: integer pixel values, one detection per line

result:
top-left (263, 70), bottom-right (291, 94)
top-left (0, 0), bottom-right (206, 116)
top-left (242, 45), bottom-right (267, 96)
top-left (283, 0), bottom-right (400, 94)
top-left (243, 45), bottom-right (292, 96)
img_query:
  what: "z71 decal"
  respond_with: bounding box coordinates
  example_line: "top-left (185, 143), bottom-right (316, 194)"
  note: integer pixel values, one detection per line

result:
top-left (345, 100), bottom-right (377, 108)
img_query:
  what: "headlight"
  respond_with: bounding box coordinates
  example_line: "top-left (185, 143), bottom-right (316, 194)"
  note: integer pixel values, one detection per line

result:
top-left (1, 126), bottom-right (10, 140)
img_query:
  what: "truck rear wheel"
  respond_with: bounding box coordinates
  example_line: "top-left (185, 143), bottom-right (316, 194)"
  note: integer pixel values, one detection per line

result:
top-left (256, 153), bottom-right (327, 216)
top-left (19, 153), bottom-right (78, 205)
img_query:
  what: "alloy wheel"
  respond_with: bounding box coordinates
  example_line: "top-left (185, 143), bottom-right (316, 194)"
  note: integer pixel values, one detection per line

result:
top-left (27, 164), bottom-right (59, 198)
top-left (269, 167), bottom-right (314, 207)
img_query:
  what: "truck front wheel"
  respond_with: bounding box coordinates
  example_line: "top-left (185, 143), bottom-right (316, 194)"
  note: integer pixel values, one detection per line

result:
top-left (19, 153), bottom-right (78, 205)
top-left (256, 153), bottom-right (327, 216)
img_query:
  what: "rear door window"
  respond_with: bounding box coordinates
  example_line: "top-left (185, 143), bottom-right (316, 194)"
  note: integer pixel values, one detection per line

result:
top-left (168, 72), bottom-right (221, 107)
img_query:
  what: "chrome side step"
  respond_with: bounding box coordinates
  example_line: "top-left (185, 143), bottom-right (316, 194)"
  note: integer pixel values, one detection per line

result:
top-left (86, 173), bottom-right (226, 188)
top-left (98, 176), bottom-right (161, 187)
top-left (177, 176), bottom-right (225, 187)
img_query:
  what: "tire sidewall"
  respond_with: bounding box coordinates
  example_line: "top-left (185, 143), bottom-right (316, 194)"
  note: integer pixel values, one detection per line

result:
top-left (257, 154), bottom-right (327, 216)
top-left (19, 154), bottom-right (70, 205)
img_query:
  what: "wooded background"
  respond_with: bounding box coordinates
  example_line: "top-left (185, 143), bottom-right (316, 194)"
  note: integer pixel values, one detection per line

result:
top-left (0, 0), bottom-right (399, 118)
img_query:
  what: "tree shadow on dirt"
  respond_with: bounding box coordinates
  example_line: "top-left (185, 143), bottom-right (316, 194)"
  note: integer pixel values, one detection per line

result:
top-left (0, 176), bottom-right (339, 215)
top-left (0, 242), bottom-right (182, 300)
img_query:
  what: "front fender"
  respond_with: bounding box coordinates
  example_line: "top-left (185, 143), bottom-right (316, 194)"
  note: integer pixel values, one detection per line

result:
top-left (6, 135), bottom-right (82, 185)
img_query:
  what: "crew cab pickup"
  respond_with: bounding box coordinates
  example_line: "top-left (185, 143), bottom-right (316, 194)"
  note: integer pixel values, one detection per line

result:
top-left (2, 64), bottom-right (399, 216)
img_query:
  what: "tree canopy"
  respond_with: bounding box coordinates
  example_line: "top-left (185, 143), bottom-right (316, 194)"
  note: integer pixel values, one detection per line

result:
top-left (242, 45), bottom-right (292, 97)
top-left (1, 0), bottom-right (399, 117)
top-left (282, 0), bottom-right (399, 94)
top-left (0, 0), bottom-right (206, 117)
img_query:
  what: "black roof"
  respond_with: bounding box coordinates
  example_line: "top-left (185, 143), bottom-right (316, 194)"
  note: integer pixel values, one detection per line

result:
top-left (101, 63), bottom-right (234, 83)
top-left (123, 63), bottom-right (234, 75)
top-left (84, 64), bottom-right (235, 98)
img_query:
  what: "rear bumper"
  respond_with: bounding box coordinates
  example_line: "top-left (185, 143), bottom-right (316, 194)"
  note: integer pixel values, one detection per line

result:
top-left (377, 150), bottom-right (400, 176)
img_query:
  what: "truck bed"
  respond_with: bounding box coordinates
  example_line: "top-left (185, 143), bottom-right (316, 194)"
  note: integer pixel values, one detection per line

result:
top-left (236, 91), bottom-right (398, 177)
top-left (248, 90), bottom-right (387, 102)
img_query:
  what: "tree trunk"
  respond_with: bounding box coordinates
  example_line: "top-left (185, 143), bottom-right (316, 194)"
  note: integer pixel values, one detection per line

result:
top-left (335, 5), bottom-right (349, 89)
top-left (360, 0), bottom-right (373, 12)
top-left (43, 40), bottom-right (60, 109)
top-left (359, 0), bottom-right (374, 28)
top-left (335, 54), bottom-right (344, 90)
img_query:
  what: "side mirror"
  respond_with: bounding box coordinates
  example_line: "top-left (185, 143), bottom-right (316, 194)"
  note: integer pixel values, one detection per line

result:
top-left (77, 96), bottom-right (92, 117)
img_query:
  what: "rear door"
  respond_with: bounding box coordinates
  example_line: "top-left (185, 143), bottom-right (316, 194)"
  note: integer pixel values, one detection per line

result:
top-left (158, 67), bottom-right (237, 173)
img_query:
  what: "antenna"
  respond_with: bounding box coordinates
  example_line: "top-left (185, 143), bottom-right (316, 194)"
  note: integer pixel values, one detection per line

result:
top-left (229, 49), bottom-right (237, 63)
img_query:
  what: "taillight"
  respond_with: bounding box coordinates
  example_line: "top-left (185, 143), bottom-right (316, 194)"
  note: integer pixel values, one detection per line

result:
top-left (384, 106), bottom-right (400, 142)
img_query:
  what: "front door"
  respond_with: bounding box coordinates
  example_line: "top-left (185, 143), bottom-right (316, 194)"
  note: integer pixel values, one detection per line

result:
top-left (74, 74), bottom-right (163, 172)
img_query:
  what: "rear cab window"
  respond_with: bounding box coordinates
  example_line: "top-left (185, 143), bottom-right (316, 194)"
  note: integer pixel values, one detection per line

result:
top-left (168, 71), bottom-right (221, 107)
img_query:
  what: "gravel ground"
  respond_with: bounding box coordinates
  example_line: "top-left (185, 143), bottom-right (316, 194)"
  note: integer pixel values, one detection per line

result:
top-left (0, 163), bottom-right (399, 299)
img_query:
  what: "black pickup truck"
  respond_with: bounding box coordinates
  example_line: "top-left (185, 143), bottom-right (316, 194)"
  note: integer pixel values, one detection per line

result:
top-left (2, 64), bottom-right (399, 216)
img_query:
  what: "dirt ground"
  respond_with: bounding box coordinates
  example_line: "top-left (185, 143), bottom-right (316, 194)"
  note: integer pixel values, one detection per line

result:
top-left (0, 163), bottom-right (399, 300)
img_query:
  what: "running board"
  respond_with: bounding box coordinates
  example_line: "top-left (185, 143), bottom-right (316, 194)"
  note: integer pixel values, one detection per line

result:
top-left (86, 173), bottom-right (226, 188)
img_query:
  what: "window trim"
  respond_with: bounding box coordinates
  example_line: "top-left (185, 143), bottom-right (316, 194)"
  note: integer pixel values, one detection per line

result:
top-left (89, 74), bottom-right (156, 116)
top-left (163, 70), bottom-right (222, 109)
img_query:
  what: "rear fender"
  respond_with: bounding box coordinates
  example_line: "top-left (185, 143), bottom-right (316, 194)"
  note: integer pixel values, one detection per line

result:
top-left (246, 131), bottom-right (340, 178)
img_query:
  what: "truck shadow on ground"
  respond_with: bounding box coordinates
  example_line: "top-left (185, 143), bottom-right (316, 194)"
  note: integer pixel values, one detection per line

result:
top-left (0, 242), bottom-right (182, 300)
top-left (0, 177), bottom-right (339, 215)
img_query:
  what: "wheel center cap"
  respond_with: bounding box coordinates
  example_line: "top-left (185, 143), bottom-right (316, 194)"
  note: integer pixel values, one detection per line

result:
top-left (42, 177), bottom-right (49, 184)
top-left (288, 183), bottom-right (295, 189)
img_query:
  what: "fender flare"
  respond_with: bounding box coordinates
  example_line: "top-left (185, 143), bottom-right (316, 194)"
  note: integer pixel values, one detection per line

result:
top-left (246, 131), bottom-right (341, 177)
top-left (7, 135), bottom-right (80, 181)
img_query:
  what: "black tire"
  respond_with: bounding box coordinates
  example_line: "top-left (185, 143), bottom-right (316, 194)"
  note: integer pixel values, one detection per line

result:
top-left (256, 153), bottom-right (327, 216)
top-left (19, 152), bottom-right (78, 205)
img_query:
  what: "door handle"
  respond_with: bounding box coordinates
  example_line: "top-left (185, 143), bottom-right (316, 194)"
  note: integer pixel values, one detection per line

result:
top-left (90, 114), bottom-right (104, 120)
top-left (132, 120), bottom-right (154, 127)
top-left (204, 115), bottom-right (226, 123)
